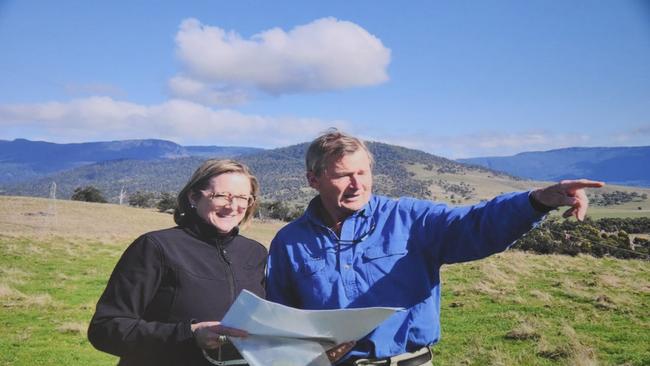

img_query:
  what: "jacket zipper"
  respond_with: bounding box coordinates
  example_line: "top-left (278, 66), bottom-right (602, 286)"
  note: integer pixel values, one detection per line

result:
top-left (219, 246), bottom-right (236, 303)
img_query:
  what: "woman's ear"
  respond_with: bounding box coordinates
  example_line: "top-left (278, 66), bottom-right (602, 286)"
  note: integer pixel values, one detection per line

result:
top-left (187, 191), bottom-right (198, 207)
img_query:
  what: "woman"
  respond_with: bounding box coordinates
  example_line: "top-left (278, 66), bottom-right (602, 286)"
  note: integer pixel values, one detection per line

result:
top-left (88, 159), bottom-right (265, 365)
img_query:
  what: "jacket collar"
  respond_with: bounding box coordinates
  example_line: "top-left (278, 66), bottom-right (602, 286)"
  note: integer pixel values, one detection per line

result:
top-left (182, 210), bottom-right (238, 247)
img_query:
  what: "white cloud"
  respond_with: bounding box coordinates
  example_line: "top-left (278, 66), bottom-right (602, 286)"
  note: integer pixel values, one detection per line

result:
top-left (168, 76), bottom-right (250, 106)
top-left (171, 17), bottom-right (390, 103)
top-left (0, 97), bottom-right (344, 147)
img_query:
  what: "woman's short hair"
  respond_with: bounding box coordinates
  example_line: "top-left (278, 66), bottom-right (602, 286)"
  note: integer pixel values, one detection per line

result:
top-left (306, 128), bottom-right (374, 176)
top-left (174, 159), bottom-right (260, 228)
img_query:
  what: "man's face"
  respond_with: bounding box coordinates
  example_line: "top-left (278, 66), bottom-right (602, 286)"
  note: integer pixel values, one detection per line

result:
top-left (308, 149), bottom-right (373, 224)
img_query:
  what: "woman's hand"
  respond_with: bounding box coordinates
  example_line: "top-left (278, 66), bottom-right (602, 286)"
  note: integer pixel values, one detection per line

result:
top-left (326, 341), bottom-right (356, 363)
top-left (191, 321), bottom-right (249, 350)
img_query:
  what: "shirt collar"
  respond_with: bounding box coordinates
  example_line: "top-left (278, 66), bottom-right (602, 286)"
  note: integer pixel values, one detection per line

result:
top-left (305, 195), bottom-right (375, 227)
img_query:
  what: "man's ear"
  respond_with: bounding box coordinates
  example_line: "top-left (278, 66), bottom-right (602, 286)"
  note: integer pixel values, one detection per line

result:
top-left (306, 171), bottom-right (319, 190)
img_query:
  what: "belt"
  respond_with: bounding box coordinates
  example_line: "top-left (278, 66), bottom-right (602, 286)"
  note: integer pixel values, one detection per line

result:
top-left (341, 347), bottom-right (432, 366)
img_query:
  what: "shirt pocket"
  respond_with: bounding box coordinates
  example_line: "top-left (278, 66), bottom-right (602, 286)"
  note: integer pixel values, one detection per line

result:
top-left (297, 256), bottom-right (326, 276)
top-left (362, 234), bottom-right (409, 282)
top-left (291, 254), bottom-right (339, 305)
top-left (360, 235), bottom-right (430, 306)
top-left (363, 242), bottom-right (408, 260)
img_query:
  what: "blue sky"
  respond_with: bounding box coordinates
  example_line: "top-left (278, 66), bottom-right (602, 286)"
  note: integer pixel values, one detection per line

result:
top-left (0, 0), bottom-right (648, 158)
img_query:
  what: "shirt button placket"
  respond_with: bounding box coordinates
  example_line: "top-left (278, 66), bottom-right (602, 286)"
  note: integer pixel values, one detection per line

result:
top-left (339, 222), bottom-right (358, 300)
top-left (342, 255), bottom-right (356, 299)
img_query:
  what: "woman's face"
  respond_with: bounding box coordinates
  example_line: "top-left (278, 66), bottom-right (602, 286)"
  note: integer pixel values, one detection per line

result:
top-left (189, 173), bottom-right (253, 234)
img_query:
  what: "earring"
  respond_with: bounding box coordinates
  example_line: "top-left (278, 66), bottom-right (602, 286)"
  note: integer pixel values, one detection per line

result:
top-left (190, 204), bottom-right (196, 209)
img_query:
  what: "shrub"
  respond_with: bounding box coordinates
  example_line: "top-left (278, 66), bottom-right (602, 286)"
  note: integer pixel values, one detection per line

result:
top-left (128, 191), bottom-right (156, 208)
top-left (157, 192), bottom-right (177, 212)
top-left (259, 201), bottom-right (303, 222)
top-left (512, 217), bottom-right (649, 260)
top-left (71, 186), bottom-right (107, 203)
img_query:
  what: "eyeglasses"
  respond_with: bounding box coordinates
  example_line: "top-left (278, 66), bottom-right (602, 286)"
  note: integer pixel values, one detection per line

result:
top-left (205, 192), bottom-right (255, 208)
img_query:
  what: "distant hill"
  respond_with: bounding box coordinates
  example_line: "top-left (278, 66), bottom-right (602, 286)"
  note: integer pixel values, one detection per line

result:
top-left (459, 146), bottom-right (650, 187)
top-left (184, 145), bottom-right (263, 158)
top-left (239, 141), bottom-right (522, 205)
top-left (4, 139), bottom-right (649, 213)
top-left (0, 138), bottom-right (262, 184)
top-left (1, 140), bottom-right (523, 205)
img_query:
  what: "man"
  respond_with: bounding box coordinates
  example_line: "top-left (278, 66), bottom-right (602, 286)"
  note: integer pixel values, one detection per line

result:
top-left (266, 129), bottom-right (604, 366)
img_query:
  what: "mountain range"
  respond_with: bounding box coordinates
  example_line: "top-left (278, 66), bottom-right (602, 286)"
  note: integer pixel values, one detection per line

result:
top-left (1, 138), bottom-right (519, 204)
top-left (1, 139), bottom-right (648, 206)
top-left (0, 138), bottom-right (262, 185)
top-left (459, 146), bottom-right (650, 187)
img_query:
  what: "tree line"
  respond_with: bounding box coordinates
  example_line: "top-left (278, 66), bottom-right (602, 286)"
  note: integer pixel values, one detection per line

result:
top-left (71, 186), bottom-right (176, 212)
top-left (590, 190), bottom-right (647, 206)
top-left (70, 185), bottom-right (304, 220)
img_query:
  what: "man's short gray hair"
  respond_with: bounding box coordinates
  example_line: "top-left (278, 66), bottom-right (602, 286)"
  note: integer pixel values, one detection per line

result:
top-left (306, 128), bottom-right (374, 176)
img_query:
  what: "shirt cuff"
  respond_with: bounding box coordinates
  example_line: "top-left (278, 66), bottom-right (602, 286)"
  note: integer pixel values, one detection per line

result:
top-left (528, 191), bottom-right (555, 213)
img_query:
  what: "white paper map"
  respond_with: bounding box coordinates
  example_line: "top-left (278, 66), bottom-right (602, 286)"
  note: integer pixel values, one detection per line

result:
top-left (220, 290), bottom-right (401, 366)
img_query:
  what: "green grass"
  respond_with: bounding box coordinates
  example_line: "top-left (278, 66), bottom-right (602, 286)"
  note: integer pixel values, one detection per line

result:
top-left (433, 253), bottom-right (650, 365)
top-left (0, 236), bottom-right (121, 365)
top-left (585, 207), bottom-right (650, 219)
top-left (2, 237), bottom-right (648, 365)
top-left (1, 196), bottom-right (648, 365)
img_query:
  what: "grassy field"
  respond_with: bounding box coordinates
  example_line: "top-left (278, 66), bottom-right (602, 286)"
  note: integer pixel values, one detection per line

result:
top-left (0, 196), bottom-right (648, 365)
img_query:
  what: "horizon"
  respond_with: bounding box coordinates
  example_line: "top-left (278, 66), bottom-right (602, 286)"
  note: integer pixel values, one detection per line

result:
top-left (3, 136), bottom-right (650, 160)
top-left (1, 1), bottom-right (649, 158)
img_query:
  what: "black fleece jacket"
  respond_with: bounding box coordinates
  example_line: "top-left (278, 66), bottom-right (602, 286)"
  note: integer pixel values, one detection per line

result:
top-left (87, 217), bottom-right (267, 366)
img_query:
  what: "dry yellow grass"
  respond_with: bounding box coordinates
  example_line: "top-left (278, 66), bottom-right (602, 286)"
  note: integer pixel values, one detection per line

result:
top-left (0, 283), bottom-right (18, 299)
top-left (505, 320), bottom-right (540, 340)
top-left (0, 195), bottom-right (285, 246)
top-left (56, 322), bottom-right (88, 335)
top-left (0, 283), bottom-right (57, 308)
top-left (529, 289), bottom-right (553, 304)
top-left (0, 196), bottom-right (172, 244)
top-left (0, 267), bottom-right (31, 285)
top-left (393, 164), bottom-right (650, 219)
top-left (406, 163), bottom-right (545, 204)
top-left (561, 325), bottom-right (600, 366)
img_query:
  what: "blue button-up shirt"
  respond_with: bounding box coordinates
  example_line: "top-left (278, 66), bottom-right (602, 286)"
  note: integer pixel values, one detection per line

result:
top-left (266, 192), bottom-right (545, 361)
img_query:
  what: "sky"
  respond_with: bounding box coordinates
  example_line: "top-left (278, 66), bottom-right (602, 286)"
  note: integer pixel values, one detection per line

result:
top-left (0, 0), bottom-right (649, 159)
